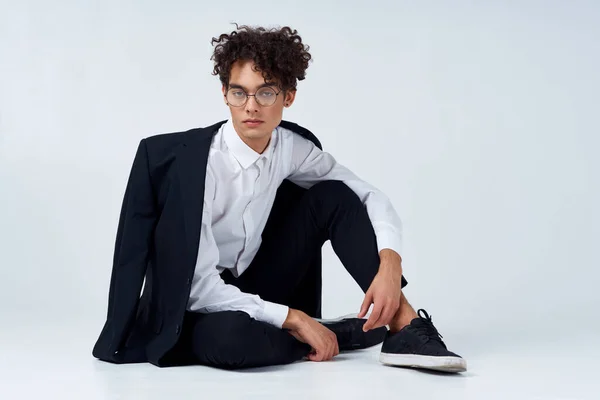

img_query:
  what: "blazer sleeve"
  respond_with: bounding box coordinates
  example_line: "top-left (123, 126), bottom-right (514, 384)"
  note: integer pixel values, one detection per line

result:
top-left (94, 139), bottom-right (157, 358)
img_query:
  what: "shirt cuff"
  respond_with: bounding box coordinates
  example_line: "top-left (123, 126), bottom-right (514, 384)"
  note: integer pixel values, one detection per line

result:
top-left (258, 301), bottom-right (290, 328)
top-left (373, 222), bottom-right (403, 256)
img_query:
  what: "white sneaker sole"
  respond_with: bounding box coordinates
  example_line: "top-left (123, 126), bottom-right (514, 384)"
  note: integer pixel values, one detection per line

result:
top-left (379, 352), bottom-right (467, 372)
top-left (314, 313), bottom-right (361, 323)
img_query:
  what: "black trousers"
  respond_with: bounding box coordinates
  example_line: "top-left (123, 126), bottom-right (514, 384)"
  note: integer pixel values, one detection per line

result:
top-left (169, 180), bottom-right (407, 369)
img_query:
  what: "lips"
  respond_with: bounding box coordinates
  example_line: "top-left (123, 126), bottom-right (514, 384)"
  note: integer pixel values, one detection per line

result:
top-left (243, 119), bottom-right (264, 127)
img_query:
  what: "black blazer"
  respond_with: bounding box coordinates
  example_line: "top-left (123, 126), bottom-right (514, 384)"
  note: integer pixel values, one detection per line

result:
top-left (92, 120), bottom-right (324, 366)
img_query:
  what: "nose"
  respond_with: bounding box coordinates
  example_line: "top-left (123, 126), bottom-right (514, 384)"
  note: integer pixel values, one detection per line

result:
top-left (244, 95), bottom-right (260, 112)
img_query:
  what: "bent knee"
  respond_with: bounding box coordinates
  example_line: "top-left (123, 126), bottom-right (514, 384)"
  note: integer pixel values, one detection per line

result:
top-left (307, 180), bottom-right (356, 199)
top-left (306, 180), bottom-right (360, 207)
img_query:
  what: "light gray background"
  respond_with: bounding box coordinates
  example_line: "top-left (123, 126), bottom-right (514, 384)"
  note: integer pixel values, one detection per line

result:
top-left (1, 1), bottom-right (599, 398)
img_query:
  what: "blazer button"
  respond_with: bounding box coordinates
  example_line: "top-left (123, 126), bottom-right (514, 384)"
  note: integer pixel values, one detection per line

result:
top-left (175, 325), bottom-right (181, 334)
top-left (186, 278), bottom-right (191, 285)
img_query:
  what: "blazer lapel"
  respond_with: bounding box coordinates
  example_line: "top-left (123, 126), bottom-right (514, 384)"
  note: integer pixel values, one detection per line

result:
top-left (175, 121), bottom-right (227, 268)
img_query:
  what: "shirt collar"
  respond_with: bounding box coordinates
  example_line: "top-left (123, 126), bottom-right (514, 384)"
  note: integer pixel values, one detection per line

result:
top-left (223, 120), bottom-right (275, 169)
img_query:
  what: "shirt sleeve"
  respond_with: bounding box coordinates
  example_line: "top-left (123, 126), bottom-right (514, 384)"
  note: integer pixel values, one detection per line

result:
top-left (286, 133), bottom-right (403, 255)
top-left (186, 168), bottom-right (290, 328)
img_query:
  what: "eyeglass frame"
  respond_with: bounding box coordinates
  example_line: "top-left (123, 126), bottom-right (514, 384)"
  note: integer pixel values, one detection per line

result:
top-left (224, 85), bottom-right (284, 107)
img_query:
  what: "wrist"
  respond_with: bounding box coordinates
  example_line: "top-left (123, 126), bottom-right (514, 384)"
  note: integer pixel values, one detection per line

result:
top-left (282, 308), bottom-right (306, 330)
top-left (379, 248), bottom-right (402, 265)
top-left (380, 252), bottom-right (402, 272)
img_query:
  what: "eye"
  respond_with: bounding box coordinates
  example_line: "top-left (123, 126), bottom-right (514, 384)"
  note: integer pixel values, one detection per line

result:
top-left (257, 88), bottom-right (276, 98)
top-left (231, 90), bottom-right (245, 97)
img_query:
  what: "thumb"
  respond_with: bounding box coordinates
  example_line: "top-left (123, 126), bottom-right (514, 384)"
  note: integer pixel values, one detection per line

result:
top-left (358, 291), bottom-right (372, 319)
top-left (289, 330), bottom-right (304, 343)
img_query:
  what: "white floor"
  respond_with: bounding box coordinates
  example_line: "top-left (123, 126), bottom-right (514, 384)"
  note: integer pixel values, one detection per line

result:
top-left (1, 317), bottom-right (599, 400)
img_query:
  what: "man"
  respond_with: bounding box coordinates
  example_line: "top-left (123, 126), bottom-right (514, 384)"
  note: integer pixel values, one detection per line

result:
top-left (92, 24), bottom-right (466, 373)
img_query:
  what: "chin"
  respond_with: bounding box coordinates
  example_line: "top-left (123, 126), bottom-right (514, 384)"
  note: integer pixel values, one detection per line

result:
top-left (244, 131), bottom-right (271, 141)
top-left (240, 126), bottom-right (271, 138)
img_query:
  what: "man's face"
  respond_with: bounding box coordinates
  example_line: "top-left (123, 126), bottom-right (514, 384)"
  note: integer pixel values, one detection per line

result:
top-left (222, 60), bottom-right (296, 150)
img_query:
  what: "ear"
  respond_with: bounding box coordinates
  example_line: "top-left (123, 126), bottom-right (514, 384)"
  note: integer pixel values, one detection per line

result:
top-left (222, 84), bottom-right (228, 105)
top-left (283, 89), bottom-right (297, 108)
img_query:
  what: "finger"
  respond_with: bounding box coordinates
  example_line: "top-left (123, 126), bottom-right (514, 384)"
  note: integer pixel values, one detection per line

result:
top-left (328, 333), bottom-right (338, 359)
top-left (309, 347), bottom-right (323, 362)
top-left (383, 305), bottom-right (397, 328)
top-left (323, 347), bottom-right (331, 361)
top-left (318, 345), bottom-right (329, 362)
top-left (385, 299), bottom-right (401, 326)
top-left (323, 339), bottom-right (332, 361)
top-left (326, 334), bottom-right (336, 360)
top-left (358, 291), bottom-right (373, 319)
top-left (372, 298), bottom-right (398, 330)
top-left (334, 336), bottom-right (340, 357)
top-left (363, 302), bottom-right (383, 331)
top-left (330, 340), bottom-right (338, 360)
top-left (372, 304), bottom-right (395, 330)
top-left (368, 308), bottom-right (387, 330)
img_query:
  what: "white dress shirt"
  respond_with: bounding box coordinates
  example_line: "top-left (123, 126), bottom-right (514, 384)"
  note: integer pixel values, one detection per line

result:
top-left (186, 120), bottom-right (403, 328)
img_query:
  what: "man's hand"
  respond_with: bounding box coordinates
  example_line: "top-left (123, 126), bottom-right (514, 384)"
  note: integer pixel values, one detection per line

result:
top-left (283, 309), bottom-right (339, 362)
top-left (358, 249), bottom-right (403, 332)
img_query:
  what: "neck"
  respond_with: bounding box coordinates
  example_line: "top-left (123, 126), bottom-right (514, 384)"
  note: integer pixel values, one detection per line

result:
top-left (237, 132), bottom-right (271, 154)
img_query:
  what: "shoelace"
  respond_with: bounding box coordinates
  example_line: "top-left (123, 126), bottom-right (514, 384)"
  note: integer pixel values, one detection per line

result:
top-left (412, 309), bottom-right (446, 348)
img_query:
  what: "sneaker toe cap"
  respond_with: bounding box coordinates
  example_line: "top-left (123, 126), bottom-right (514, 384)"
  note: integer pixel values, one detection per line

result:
top-left (422, 343), bottom-right (462, 358)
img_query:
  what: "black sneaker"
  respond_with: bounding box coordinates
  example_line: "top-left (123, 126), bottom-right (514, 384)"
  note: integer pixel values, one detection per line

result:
top-left (379, 309), bottom-right (467, 372)
top-left (318, 314), bottom-right (388, 351)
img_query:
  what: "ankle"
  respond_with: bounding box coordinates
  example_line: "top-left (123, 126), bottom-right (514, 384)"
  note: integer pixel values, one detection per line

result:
top-left (389, 303), bottom-right (418, 333)
top-left (389, 317), bottom-right (414, 333)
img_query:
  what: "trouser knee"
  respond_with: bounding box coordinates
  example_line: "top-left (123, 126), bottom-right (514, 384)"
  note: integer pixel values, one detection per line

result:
top-left (305, 180), bottom-right (362, 211)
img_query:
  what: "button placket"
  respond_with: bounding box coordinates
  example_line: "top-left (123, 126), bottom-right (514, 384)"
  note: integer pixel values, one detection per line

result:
top-left (245, 164), bottom-right (261, 244)
top-left (237, 166), bottom-right (257, 260)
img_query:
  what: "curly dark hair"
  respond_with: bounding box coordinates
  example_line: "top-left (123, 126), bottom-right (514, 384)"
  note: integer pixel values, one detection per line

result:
top-left (210, 24), bottom-right (312, 91)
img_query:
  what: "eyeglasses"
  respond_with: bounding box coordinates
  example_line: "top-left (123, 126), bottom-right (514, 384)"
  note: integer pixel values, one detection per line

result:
top-left (225, 86), bottom-right (282, 107)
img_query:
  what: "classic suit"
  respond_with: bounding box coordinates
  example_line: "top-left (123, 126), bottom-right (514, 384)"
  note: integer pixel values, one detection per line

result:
top-left (92, 119), bottom-right (407, 368)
